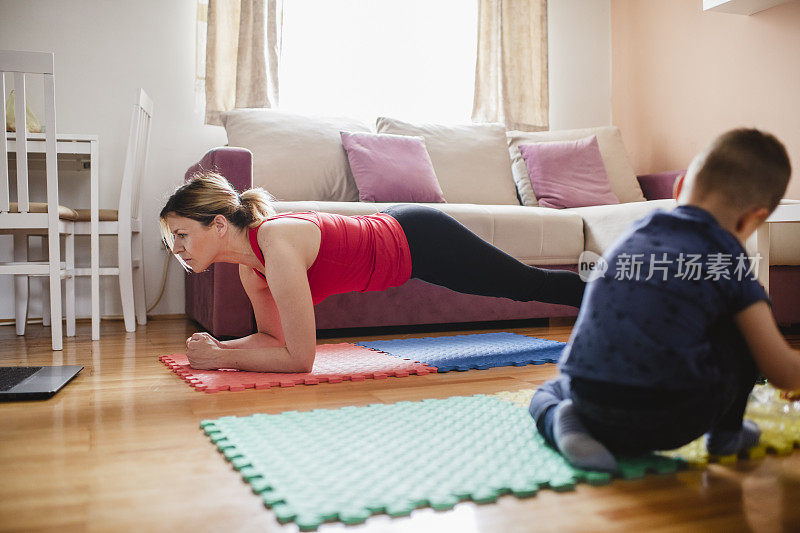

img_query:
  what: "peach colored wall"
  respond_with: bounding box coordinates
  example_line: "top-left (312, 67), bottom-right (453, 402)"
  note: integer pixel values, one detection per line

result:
top-left (611, 0), bottom-right (800, 199)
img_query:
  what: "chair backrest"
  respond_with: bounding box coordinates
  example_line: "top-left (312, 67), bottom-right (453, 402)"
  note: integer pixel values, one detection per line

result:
top-left (118, 88), bottom-right (153, 224)
top-left (0, 50), bottom-right (58, 228)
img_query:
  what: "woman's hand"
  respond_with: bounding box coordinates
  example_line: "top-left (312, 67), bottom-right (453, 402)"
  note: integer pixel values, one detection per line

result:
top-left (186, 332), bottom-right (224, 369)
top-left (188, 331), bottom-right (223, 347)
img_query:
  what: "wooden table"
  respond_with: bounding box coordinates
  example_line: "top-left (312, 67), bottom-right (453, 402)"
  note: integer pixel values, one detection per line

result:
top-left (6, 132), bottom-right (100, 340)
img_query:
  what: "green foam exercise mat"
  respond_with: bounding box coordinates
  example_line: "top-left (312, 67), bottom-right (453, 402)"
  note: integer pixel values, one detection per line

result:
top-left (201, 394), bottom-right (684, 531)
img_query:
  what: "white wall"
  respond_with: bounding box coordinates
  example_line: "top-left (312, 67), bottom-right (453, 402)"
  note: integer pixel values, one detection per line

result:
top-left (548, 0), bottom-right (612, 130)
top-left (0, 0), bottom-right (612, 322)
top-left (0, 0), bottom-right (226, 320)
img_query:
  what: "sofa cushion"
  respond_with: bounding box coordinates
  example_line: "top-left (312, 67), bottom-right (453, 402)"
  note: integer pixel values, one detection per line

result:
top-left (340, 132), bottom-right (445, 203)
top-left (508, 126), bottom-right (646, 207)
top-left (745, 200), bottom-right (800, 266)
top-left (375, 117), bottom-right (519, 206)
top-left (764, 222), bottom-right (800, 265)
top-left (519, 135), bottom-right (619, 209)
top-left (570, 199), bottom-right (800, 267)
top-left (764, 222), bottom-right (800, 266)
top-left (271, 201), bottom-right (584, 265)
top-left (222, 109), bottom-right (370, 202)
top-left (567, 199), bottom-right (676, 255)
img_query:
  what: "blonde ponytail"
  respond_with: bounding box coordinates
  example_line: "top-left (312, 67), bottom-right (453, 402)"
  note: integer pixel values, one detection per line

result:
top-left (240, 188), bottom-right (276, 227)
top-left (159, 172), bottom-right (276, 250)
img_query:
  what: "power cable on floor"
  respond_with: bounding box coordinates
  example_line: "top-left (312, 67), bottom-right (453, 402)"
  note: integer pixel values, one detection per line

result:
top-left (146, 245), bottom-right (173, 314)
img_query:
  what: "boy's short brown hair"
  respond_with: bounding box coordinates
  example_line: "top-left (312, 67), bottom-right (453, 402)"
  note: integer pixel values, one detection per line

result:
top-left (694, 128), bottom-right (791, 213)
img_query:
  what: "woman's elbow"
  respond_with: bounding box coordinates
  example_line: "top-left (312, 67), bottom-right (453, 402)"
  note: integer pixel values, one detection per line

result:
top-left (294, 349), bottom-right (315, 373)
top-left (297, 360), bottom-right (314, 373)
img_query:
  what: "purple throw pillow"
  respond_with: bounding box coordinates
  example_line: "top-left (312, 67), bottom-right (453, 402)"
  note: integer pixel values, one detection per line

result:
top-left (340, 131), bottom-right (446, 203)
top-left (519, 135), bottom-right (620, 209)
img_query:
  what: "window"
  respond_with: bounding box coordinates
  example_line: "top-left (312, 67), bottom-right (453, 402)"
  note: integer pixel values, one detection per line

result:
top-left (279, 0), bottom-right (478, 124)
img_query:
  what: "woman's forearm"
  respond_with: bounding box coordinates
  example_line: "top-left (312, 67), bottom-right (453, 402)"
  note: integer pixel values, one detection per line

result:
top-left (212, 344), bottom-right (314, 373)
top-left (219, 332), bottom-right (284, 350)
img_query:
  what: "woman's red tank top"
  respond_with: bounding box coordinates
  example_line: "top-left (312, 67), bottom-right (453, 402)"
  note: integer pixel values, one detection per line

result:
top-left (248, 212), bottom-right (412, 305)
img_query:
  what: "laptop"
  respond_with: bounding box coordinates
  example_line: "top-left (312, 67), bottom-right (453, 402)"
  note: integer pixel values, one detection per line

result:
top-left (0, 366), bottom-right (83, 401)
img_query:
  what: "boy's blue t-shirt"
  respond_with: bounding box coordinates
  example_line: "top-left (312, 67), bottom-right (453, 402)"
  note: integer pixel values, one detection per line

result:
top-left (559, 205), bottom-right (769, 390)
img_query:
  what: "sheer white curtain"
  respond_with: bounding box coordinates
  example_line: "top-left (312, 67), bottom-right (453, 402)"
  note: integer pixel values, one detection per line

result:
top-left (472, 0), bottom-right (549, 131)
top-left (200, 0), bottom-right (547, 128)
top-left (203, 0), bottom-right (283, 125)
top-left (278, 0), bottom-right (478, 124)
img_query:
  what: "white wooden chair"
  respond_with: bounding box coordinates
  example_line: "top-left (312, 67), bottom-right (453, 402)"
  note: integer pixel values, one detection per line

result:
top-left (0, 50), bottom-right (76, 351)
top-left (69, 88), bottom-right (152, 335)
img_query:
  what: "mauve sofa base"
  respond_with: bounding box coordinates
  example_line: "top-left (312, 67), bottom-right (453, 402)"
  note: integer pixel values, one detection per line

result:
top-left (770, 266), bottom-right (800, 326)
top-left (311, 276), bottom-right (580, 329)
top-left (185, 265), bottom-right (800, 337)
top-left (185, 269), bottom-right (580, 337)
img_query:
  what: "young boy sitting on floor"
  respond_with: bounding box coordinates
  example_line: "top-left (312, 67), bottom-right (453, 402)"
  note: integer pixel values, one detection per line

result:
top-left (530, 128), bottom-right (800, 472)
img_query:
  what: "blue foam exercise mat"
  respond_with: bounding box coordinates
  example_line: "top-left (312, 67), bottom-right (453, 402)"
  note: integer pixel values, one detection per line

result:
top-left (357, 332), bottom-right (565, 372)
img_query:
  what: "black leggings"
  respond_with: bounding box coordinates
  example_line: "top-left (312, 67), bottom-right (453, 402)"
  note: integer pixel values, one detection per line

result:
top-left (382, 205), bottom-right (585, 308)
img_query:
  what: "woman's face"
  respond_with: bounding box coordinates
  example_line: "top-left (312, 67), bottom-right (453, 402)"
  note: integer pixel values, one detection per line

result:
top-left (165, 214), bottom-right (217, 272)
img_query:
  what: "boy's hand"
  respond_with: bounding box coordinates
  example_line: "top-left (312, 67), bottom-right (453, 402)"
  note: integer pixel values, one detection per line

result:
top-left (735, 301), bottom-right (800, 391)
top-left (186, 333), bottom-right (223, 369)
top-left (781, 390), bottom-right (800, 401)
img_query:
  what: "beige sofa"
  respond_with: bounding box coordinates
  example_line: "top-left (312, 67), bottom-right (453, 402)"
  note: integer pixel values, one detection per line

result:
top-left (183, 110), bottom-right (800, 337)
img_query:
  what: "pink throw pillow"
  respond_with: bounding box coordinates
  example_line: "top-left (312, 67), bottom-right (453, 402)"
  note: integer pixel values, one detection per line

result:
top-left (340, 131), bottom-right (446, 203)
top-left (519, 136), bottom-right (620, 209)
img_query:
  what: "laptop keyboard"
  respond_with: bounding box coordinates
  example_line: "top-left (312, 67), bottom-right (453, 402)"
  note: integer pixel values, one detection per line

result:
top-left (0, 367), bottom-right (42, 391)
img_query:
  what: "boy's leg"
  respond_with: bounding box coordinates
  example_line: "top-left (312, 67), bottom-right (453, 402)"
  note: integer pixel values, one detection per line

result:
top-left (553, 400), bottom-right (618, 472)
top-left (528, 375), bottom-right (572, 447)
top-left (706, 321), bottom-right (762, 455)
top-left (529, 376), bottom-right (617, 472)
top-left (383, 205), bottom-right (585, 307)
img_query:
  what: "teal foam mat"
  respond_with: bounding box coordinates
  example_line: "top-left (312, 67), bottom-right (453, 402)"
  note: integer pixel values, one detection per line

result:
top-left (202, 395), bottom-right (684, 530)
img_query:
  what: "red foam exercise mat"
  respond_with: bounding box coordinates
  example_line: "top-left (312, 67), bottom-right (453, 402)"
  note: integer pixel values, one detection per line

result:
top-left (159, 343), bottom-right (438, 393)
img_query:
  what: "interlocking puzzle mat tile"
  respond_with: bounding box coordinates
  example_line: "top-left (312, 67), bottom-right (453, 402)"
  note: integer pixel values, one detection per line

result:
top-left (160, 343), bottom-right (437, 393)
top-left (201, 394), bottom-right (683, 531)
top-left (662, 384), bottom-right (800, 467)
top-left (489, 386), bottom-right (800, 468)
top-left (357, 332), bottom-right (565, 372)
top-left (489, 388), bottom-right (539, 408)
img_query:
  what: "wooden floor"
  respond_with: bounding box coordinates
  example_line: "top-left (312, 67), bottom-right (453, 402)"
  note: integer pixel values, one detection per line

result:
top-left (1, 317), bottom-right (799, 532)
